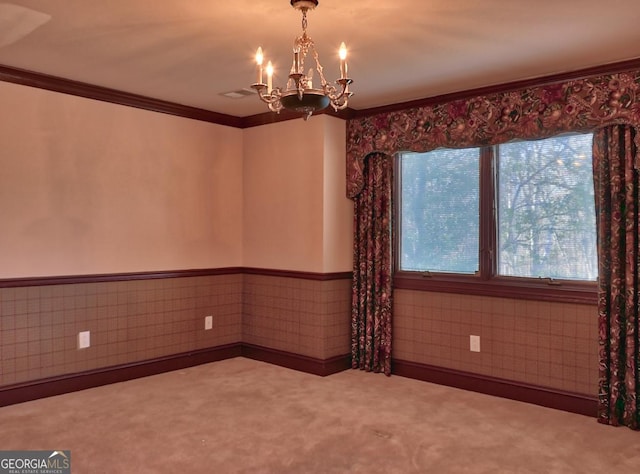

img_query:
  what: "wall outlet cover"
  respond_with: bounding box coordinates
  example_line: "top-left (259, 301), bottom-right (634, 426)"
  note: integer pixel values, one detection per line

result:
top-left (470, 335), bottom-right (480, 352)
top-left (78, 330), bottom-right (91, 349)
top-left (205, 316), bottom-right (213, 330)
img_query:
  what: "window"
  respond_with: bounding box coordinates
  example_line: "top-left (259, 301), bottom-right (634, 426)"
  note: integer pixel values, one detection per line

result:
top-left (400, 148), bottom-right (480, 274)
top-left (496, 135), bottom-right (596, 280)
top-left (396, 133), bottom-right (597, 303)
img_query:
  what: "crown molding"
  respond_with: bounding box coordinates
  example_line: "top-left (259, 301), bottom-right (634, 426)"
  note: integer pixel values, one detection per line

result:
top-left (0, 63), bottom-right (352, 128)
top-left (352, 57), bottom-right (640, 118)
top-left (0, 64), bottom-right (244, 128)
top-left (3, 57), bottom-right (640, 127)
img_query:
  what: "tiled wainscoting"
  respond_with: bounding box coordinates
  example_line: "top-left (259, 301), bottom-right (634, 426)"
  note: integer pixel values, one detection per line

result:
top-left (0, 274), bottom-right (243, 387)
top-left (393, 289), bottom-right (598, 395)
top-left (0, 270), bottom-right (353, 394)
top-left (1, 270), bottom-right (598, 415)
top-left (243, 274), bottom-right (351, 360)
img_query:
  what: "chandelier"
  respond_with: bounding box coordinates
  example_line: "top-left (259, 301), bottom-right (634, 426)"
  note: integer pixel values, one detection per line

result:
top-left (251, 0), bottom-right (353, 120)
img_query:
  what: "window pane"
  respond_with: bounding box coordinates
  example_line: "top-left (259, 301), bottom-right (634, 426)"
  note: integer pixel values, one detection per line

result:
top-left (497, 134), bottom-right (597, 280)
top-left (400, 148), bottom-right (480, 273)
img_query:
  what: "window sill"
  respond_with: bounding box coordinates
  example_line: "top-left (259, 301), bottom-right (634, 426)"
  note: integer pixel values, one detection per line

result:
top-left (394, 272), bottom-right (597, 305)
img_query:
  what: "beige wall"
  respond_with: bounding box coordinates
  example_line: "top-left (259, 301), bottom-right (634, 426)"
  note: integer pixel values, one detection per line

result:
top-left (322, 116), bottom-right (353, 272)
top-left (242, 115), bottom-right (352, 273)
top-left (0, 81), bottom-right (244, 278)
top-left (0, 83), bottom-right (352, 278)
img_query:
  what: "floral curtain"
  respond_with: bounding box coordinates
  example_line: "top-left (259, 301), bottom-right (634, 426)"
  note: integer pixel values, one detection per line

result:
top-left (345, 68), bottom-right (640, 409)
top-left (347, 71), bottom-right (640, 198)
top-left (351, 152), bottom-right (393, 375)
top-left (593, 125), bottom-right (640, 429)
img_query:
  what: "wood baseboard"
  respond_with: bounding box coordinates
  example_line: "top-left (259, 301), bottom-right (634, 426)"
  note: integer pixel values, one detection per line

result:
top-left (2, 346), bottom-right (594, 418)
top-left (241, 343), bottom-right (351, 376)
top-left (0, 343), bottom-right (351, 407)
top-left (392, 358), bottom-right (597, 417)
top-left (0, 344), bottom-right (242, 408)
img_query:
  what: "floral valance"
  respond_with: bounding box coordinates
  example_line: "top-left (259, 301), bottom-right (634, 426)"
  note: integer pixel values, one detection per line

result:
top-left (346, 70), bottom-right (640, 199)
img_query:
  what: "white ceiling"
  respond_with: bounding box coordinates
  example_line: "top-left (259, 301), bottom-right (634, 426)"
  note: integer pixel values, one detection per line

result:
top-left (1, 0), bottom-right (640, 117)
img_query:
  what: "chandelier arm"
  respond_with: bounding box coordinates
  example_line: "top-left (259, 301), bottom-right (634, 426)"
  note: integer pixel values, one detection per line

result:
top-left (268, 102), bottom-right (283, 113)
top-left (323, 79), bottom-right (351, 100)
top-left (311, 47), bottom-right (328, 87)
top-left (251, 84), bottom-right (284, 113)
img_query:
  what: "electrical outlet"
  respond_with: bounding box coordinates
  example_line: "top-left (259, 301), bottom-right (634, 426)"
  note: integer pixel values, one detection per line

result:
top-left (204, 316), bottom-right (213, 330)
top-left (470, 335), bottom-right (480, 352)
top-left (78, 331), bottom-right (91, 349)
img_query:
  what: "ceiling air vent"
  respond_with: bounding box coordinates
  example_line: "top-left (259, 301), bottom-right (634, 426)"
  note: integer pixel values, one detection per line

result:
top-left (220, 89), bottom-right (257, 99)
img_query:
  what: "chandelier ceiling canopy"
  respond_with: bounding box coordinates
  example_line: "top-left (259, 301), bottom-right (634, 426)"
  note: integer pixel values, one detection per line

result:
top-left (251, 0), bottom-right (353, 120)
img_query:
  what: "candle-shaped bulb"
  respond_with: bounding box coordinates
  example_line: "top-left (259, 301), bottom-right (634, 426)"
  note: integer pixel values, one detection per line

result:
top-left (256, 47), bottom-right (264, 84)
top-left (266, 60), bottom-right (274, 93)
top-left (339, 42), bottom-right (348, 79)
top-left (293, 45), bottom-right (300, 74)
top-left (339, 42), bottom-right (347, 61)
top-left (307, 68), bottom-right (314, 89)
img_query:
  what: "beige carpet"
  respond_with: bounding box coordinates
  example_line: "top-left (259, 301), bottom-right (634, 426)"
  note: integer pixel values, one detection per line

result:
top-left (0, 357), bottom-right (638, 473)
